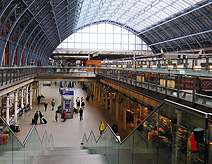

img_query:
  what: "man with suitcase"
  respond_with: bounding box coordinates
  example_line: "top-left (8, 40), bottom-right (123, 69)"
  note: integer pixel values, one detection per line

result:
top-left (34, 111), bottom-right (39, 125)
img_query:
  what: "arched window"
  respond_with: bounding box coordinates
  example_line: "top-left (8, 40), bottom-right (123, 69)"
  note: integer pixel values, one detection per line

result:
top-left (57, 23), bottom-right (151, 51)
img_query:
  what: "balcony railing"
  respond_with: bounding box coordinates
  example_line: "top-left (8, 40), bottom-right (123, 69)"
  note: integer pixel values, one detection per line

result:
top-left (97, 67), bottom-right (212, 108)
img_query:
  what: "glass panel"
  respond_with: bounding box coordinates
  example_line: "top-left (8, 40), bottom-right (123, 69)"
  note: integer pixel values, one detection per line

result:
top-left (119, 132), bottom-right (133, 164)
top-left (82, 134), bottom-right (89, 147)
top-left (24, 128), bottom-right (42, 162)
top-left (104, 128), bottom-right (119, 164)
top-left (208, 125), bottom-right (212, 164)
top-left (13, 135), bottom-right (24, 164)
top-left (81, 100), bottom-right (211, 164)
top-left (0, 119), bottom-right (13, 164)
top-left (133, 130), bottom-right (157, 164)
top-left (159, 103), bottom-right (206, 163)
top-left (42, 132), bottom-right (48, 152)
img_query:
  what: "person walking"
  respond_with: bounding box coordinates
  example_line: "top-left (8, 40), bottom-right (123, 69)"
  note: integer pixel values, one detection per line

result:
top-left (99, 121), bottom-right (105, 135)
top-left (79, 108), bottom-right (83, 121)
top-left (81, 97), bottom-right (85, 108)
top-left (86, 93), bottom-right (90, 101)
top-left (51, 99), bottom-right (55, 111)
top-left (55, 113), bottom-right (58, 122)
top-left (62, 110), bottom-right (66, 122)
top-left (37, 95), bottom-right (41, 105)
top-left (44, 101), bottom-right (48, 111)
top-left (76, 97), bottom-right (80, 107)
top-left (34, 111), bottom-right (39, 125)
top-left (91, 93), bottom-right (94, 101)
top-left (39, 111), bottom-right (43, 124)
top-left (112, 122), bottom-right (119, 135)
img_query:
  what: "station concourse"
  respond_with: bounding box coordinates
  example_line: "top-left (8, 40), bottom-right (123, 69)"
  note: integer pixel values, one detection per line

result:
top-left (15, 81), bottom-right (133, 147)
top-left (1, 0), bottom-right (212, 164)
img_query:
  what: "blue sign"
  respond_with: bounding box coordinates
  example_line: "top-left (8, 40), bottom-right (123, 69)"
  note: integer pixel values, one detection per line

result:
top-left (61, 90), bottom-right (74, 95)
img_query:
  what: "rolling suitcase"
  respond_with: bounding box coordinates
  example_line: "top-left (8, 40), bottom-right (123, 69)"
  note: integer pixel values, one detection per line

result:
top-left (42, 118), bottom-right (47, 124)
top-left (77, 102), bottom-right (80, 106)
top-left (81, 102), bottom-right (85, 107)
top-left (32, 118), bottom-right (35, 124)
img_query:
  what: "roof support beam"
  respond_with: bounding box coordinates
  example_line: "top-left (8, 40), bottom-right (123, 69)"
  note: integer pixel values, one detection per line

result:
top-left (149, 29), bottom-right (212, 46)
top-left (50, 0), bottom-right (62, 43)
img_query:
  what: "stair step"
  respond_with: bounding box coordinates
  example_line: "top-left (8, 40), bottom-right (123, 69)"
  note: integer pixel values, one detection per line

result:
top-left (33, 154), bottom-right (107, 164)
top-left (45, 149), bottom-right (89, 156)
top-left (51, 147), bottom-right (88, 151)
top-left (51, 147), bottom-right (84, 150)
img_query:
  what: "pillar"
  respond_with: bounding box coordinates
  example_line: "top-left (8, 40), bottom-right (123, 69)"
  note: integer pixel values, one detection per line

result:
top-left (25, 85), bottom-right (29, 105)
top-left (6, 94), bottom-right (10, 124)
top-left (14, 90), bottom-right (18, 125)
top-left (98, 85), bottom-right (101, 103)
top-left (93, 83), bottom-right (95, 98)
top-left (122, 95), bottom-right (127, 130)
top-left (36, 82), bottom-right (39, 99)
top-left (101, 86), bottom-right (104, 105)
top-left (115, 92), bottom-right (119, 122)
top-left (21, 87), bottom-right (24, 109)
top-left (133, 100), bottom-right (138, 129)
top-left (29, 84), bottom-right (33, 110)
top-left (97, 84), bottom-right (100, 102)
top-left (38, 81), bottom-right (41, 95)
top-left (33, 82), bottom-right (36, 103)
top-left (174, 110), bottom-right (182, 158)
top-left (96, 84), bottom-right (99, 100)
top-left (105, 88), bottom-right (108, 110)
top-left (109, 89), bottom-right (113, 115)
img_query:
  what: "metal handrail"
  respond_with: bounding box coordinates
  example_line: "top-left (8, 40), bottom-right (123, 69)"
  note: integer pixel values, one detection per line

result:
top-left (23, 125), bottom-right (36, 145)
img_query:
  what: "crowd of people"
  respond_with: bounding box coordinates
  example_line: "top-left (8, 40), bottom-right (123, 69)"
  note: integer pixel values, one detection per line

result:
top-left (34, 87), bottom-right (120, 139)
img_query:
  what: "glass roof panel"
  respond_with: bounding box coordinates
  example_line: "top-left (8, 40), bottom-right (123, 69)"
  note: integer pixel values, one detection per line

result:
top-left (77, 0), bottom-right (203, 32)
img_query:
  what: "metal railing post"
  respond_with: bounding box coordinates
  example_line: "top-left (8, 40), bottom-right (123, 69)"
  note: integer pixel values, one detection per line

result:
top-left (6, 69), bottom-right (8, 84)
top-left (192, 76), bottom-right (196, 106)
top-left (165, 74), bottom-right (168, 97)
top-left (148, 72), bottom-right (150, 91)
top-left (177, 75), bottom-right (180, 102)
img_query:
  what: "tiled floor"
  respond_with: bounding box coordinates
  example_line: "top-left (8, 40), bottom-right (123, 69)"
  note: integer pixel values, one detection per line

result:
top-left (16, 82), bottom-right (133, 147)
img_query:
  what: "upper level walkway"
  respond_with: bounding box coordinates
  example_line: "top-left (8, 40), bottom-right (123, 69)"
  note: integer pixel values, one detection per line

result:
top-left (0, 65), bottom-right (212, 111)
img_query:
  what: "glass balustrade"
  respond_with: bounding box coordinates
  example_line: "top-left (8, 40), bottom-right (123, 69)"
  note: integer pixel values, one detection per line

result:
top-left (0, 117), bottom-right (53, 164)
top-left (82, 101), bottom-right (212, 164)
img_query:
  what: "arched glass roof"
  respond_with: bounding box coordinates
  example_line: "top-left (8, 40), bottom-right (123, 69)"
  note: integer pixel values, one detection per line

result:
top-left (0, 0), bottom-right (209, 66)
top-left (77, 0), bottom-right (203, 32)
top-left (57, 23), bottom-right (151, 51)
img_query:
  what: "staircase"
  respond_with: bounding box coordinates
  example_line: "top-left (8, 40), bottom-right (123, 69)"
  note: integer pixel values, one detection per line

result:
top-left (32, 147), bottom-right (108, 164)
